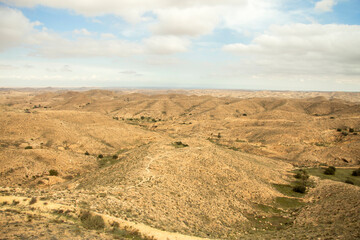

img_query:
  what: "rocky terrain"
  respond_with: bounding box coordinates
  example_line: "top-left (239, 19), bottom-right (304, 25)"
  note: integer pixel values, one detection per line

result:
top-left (0, 89), bottom-right (359, 239)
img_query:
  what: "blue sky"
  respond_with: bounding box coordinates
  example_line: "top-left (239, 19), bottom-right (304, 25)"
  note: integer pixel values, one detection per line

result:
top-left (0, 0), bottom-right (359, 91)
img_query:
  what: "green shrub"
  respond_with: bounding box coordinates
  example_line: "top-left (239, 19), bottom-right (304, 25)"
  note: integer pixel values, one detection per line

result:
top-left (324, 166), bottom-right (336, 175)
top-left (173, 141), bottom-right (189, 148)
top-left (294, 169), bottom-right (309, 181)
top-left (84, 151), bottom-right (90, 155)
top-left (49, 169), bottom-right (59, 176)
top-left (292, 185), bottom-right (306, 193)
top-left (29, 197), bottom-right (37, 205)
top-left (112, 155), bottom-right (118, 159)
top-left (336, 128), bottom-right (342, 132)
top-left (352, 168), bottom-right (360, 176)
top-left (349, 128), bottom-right (354, 133)
top-left (98, 154), bottom-right (103, 159)
top-left (25, 146), bottom-right (33, 149)
top-left (80, 211), bottom-right (105, 230)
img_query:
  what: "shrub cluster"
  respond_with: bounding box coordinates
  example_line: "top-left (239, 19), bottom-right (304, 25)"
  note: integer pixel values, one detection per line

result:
top-left (80, 211), bottom-right (105, 230)
top-left (292, 169), bottom-right (310, 193)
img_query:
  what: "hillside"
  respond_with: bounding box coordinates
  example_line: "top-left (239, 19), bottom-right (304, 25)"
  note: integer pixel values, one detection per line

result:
top-left (0, 89), bottom-right (359, 239)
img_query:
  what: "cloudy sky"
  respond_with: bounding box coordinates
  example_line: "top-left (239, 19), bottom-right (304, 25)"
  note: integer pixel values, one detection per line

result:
top-left (0, 0), bottom-right (359, 91)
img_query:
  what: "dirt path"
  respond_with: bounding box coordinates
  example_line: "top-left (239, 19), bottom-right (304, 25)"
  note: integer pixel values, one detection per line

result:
top-left (126, 155), bottom-right (155, 190)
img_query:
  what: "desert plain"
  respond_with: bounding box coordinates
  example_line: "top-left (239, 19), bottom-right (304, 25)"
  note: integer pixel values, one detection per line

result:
top-left (0, 88), bottom-right (359, 239)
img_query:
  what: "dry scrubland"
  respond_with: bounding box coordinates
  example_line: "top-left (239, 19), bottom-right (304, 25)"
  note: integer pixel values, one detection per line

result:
top-left (0, 88), bottom-right (360, 239)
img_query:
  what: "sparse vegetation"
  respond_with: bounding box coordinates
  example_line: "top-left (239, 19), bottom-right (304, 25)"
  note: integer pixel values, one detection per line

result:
top-left (98, 154), bottom-right (122, 168)
top-left (2, 90), bottom-right (360, 240)
top-left (25, 146), bottom-right (33, 149)
top-left (306, 168), bottom-right (360, 186)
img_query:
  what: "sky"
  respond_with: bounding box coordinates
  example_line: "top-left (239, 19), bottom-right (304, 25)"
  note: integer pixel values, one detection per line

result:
top-left (0, 0), bottom-right (359, 91)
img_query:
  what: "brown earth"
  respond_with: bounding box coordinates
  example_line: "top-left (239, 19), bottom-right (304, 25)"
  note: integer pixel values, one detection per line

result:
top-left (0, 89), bottom-right (359, 239)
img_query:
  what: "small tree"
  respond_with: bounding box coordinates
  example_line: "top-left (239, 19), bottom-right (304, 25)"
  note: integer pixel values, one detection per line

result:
top-left (49, 169), bottom-right (59, 176)
top-left (98, 154), bottom-right (103, 159)
top-left (324, 166), bottom-right (336, 175)
top-left (345, 180), bottom-right (354, 185)
top-left (293, 185), bottom-right (306, 193)
top-left (351, 168), bottom-right (360, 176)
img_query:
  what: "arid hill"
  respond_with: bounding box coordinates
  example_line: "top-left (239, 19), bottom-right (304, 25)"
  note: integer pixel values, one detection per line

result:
top-left (0, 89), bottom-right (359, 239)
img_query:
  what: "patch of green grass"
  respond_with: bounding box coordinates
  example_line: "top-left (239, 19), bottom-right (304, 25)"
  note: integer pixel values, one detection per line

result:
top-left (172, 141), bottom-right (189, 148)
top-left (255, 204), bottom-right (283, 214)
top-left (228, 146), bottom-right (241, 151)
top-left (272, 184), bottom-right (305, 198)
top-left (306, 168), bottom-right (360, 187)
top-left (98, 155), bottom-right (122, 168)
top-left (274, 197), bottom-right (305, 210)
top-left (244, 211), bottom-right (292, 233)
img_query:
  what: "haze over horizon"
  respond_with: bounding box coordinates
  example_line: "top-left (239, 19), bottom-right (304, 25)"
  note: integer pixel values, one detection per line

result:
top-left (0, 0), bottom-right (359, 91)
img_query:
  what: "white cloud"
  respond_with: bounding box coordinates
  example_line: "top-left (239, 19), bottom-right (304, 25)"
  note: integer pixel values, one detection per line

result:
top-left (34, 37), bottom-right (143, 58)
top-left (315, 0), bottom-right (337, 12)
top-left (101, 33), bottom-right (116, 39)
top-left (0, 64), bottom-right (17, 70)
top-left (0, 6), bottom-right (35, 51)
top-left (144, 36), bottom-right (190, 55)
top-left (151, 7), bottom-right (219, 36)
top-left (1, 0), bottom-right (278, 33)
top-left (223, 24), bottom-right (360, 77)
top-left (73, 28), bottom-right (91, 36)
top-left (0, 6), bottom-right (189, 57)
